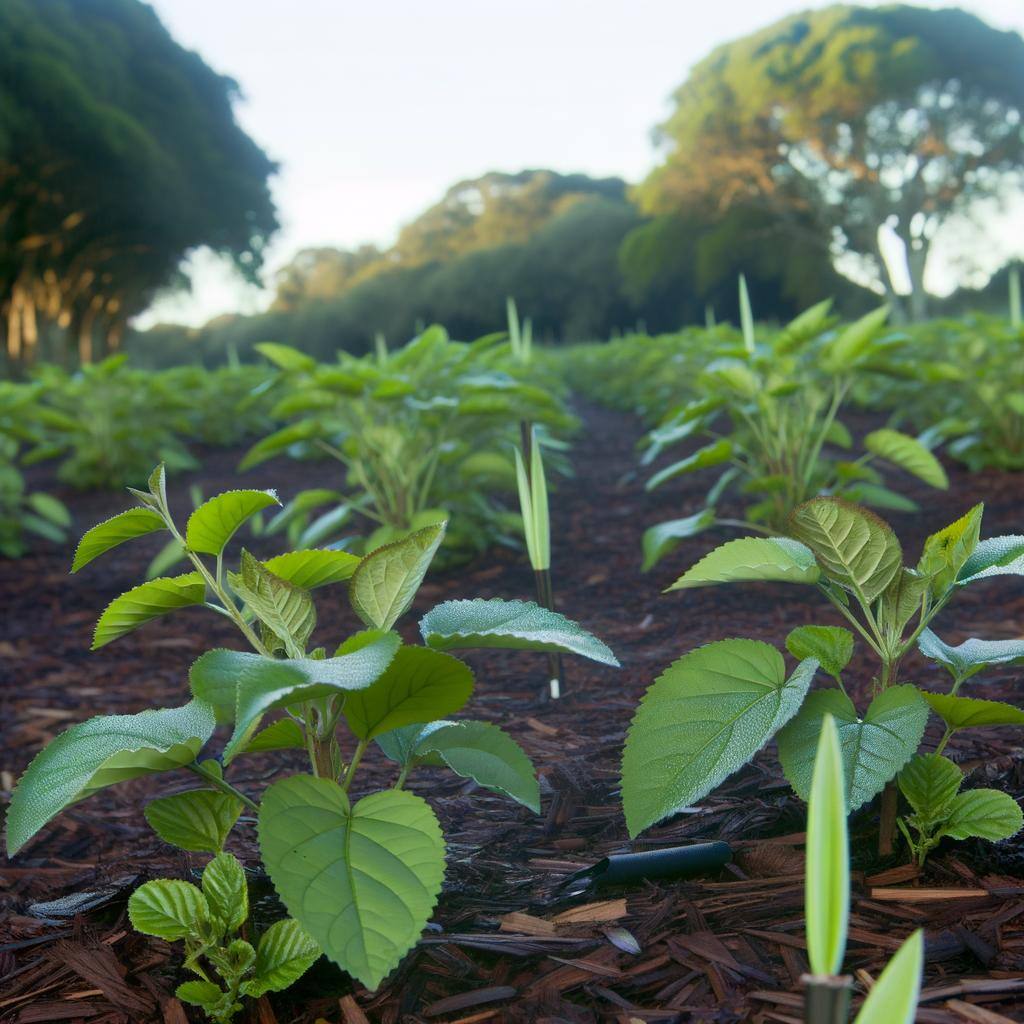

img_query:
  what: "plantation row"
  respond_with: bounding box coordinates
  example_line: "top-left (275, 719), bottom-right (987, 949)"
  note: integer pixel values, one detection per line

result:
top-left (5, 297), bottom-right (1024, 1021)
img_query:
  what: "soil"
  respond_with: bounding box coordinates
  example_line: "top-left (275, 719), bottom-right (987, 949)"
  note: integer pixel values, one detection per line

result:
top-left (2, 401), bottom-right (1024, 1024)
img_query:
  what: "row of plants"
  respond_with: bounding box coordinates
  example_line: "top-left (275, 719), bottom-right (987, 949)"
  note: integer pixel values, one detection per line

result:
top-left (565, 292), bottom-right (1024, 572)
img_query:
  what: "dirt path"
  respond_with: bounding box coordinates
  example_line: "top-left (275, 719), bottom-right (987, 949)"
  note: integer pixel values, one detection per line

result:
top-left (2, 402), bottom-right (1024, 1022)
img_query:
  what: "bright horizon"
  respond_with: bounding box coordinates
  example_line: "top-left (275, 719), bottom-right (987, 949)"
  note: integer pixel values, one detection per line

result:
top-left (139, 0), bottom-right (1024, 328)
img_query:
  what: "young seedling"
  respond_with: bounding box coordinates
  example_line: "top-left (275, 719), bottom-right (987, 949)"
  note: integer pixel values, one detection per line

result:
top-left (803, 715), bottom-right (924, 1024)
top-left (6, 467), bottom-right (618, 1018)
top-left (638, 302), bottom-right (950, 570)
top-left (515, 425), bottom-right (563, 698)
top-left (622, 497), bottom-right (1024, 858)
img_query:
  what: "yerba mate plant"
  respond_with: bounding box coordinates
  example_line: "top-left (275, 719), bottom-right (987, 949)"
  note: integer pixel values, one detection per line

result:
top-left (622, 497), bottom-right (1023, 858)
top-left (5, 467), bottom-right (618, 1017)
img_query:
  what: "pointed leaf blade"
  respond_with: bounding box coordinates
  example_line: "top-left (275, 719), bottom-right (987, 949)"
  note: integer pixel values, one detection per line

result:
top-left (144, 789), bottom-right (242, 853)
top-left (667, 537), bottom-right (819, 591)
top-left (92, 573), bottom-right (206, 649)
top-left (621, 639), bottom-right (817, 837)
top-left (72, 508), bottom-right (166, 573)
top-left (185, 490), bottom-right (280, 556)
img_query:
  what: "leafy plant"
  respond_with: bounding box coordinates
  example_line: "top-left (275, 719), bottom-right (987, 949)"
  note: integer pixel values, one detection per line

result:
top-left (803, 715), bottom-right (923, 1024)
top-left (129, 853), bottom-right (319, 1023)
top-left (0, 381), bottom-right (71, 556)
top-left (621, 496), bottom-right (1024, 858)
top-left (241, 326), bottom-right (574, 563)
top-left (637, 300), bottom-right (949, 568)
top-left (6, 466), bottom-right (617, 1012)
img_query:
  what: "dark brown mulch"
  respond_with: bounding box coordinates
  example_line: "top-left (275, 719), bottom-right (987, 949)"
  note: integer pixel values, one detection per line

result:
top-left (2, 401), bottom-right (1024, 1024)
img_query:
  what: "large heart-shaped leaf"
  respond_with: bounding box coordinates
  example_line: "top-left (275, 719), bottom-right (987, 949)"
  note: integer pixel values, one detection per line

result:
top-left (777, 686), bottom-right (929, 811)
top-left (350, 522), bottom-right (446, 630)
top-left (419, 599), bottom-right (618, 665)
top-left (667, 537), bottom-right (820, 591)
top-left (72, 508), bottom-right (166, 573)
top-left (864, 429), bottom-right (948, 489)
top-left (921, 691), bottom-right (1024, 730)
top-left (621, 639), bottom-right (816, 837)
top-left (7, 700), bottom-right (216, 855)
top-left (343, 646), bottom-right (474, 740)
top-left (918, 629), bottom-right (1024, 683)
top-left (790, 498), bottom-right (902, 602)
top-left (185, 490), bottom-right (280, 556)
top-left (261, 549), bottom-right (360, 589)
top-left (641, 510), bottom-right (716, 572)
top-left (92, 573), bottom-right (207, 649)
top-left (191, 638), bottom-right (400, 761)
top-left (259, 776), bottom-right (445, 989)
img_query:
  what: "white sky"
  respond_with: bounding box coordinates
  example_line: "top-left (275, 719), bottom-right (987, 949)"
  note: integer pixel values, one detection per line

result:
top-left (139, 0), bottom-right (1024, 326)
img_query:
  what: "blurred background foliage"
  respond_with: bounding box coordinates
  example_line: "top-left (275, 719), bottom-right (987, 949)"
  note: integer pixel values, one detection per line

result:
top-left (1, 1), bottom-right (1022, 371)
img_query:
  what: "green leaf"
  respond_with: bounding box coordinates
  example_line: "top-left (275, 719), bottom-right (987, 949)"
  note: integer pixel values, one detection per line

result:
top-left (255, 341), bottom-right (317, 372)
top-left (245, 919), bottom-right (320, 997)
top-left (92, 573), bottom-right (206, 649)
top-left (777, 686), bottom-right (929, 811)
top-left (175, 980), bottom-right (224, 1012)
top-left (957, 535), bottom-right (1024, 585)
top-left (203, 852), bottom-right (248, 934)
top-left (185, 490), bottom-right (280, 556)
top-left (262, 549), bottom-right (360, 589)
top-left (898, 754), bottom-right (962, 820)
top-left (384, 720), bottom-right (541, 813)
top-left (879, 569), bottom-right (930, 635)
top-left (641, 510), bottom-right (716, 572)
top-left (852, 930), bottom-right (923, 1024)
top-left (845, 483), bottom-right (919, 513)
top-left (790, 498), bottom-right (902, 603)
top-left (918, 629), bottom-right (1024, 683)
top-left (128, 879), bottom-right (208, 940)
top-left (419, 598), bottom-right (618, 665)
top-left (243, 718), bottom-right (307, 754)
top-left (917, 504), bottom-right (983, 594)
top-left (822, 305), bottom-right (889, 372)
top-left (259, 776), bottom-right (445, 989)
top-left (343, 646), bottom-right (474, 740)
top-left (144, 790), bottom-right (242, 853)
top-left (941, 789), bottom-right (1023, 842)
top-left (921, 691), bottom-right (1024, 730)
top-left (805, 715), bottom-right (848, 976)
top-left (229, 550), bottom-right (315, 657)
top-left (6, 700), bottom-right (216, 855)
top-left (191, 639), bottom-right (400, 762)
top-left (646, 439), bottom-right (733, 491)
top-left (349, 522), bottom-right (446, 630)
top-left (72, 508), bottom-right (166, 573)
top-left (785, 626), bottom-right (853, 680)
top-left (864, 429), bottom-right (948, 489)
top-left (621, 639), bottom-right (816, 837)
top-left (666, 537), bottom-right (820, 591)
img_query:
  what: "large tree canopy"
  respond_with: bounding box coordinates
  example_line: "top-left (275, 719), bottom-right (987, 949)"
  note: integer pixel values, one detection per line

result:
top-left (0, 0), bottom-right (277, 366)
top-left (637, 5), bottom-right (1024, 318)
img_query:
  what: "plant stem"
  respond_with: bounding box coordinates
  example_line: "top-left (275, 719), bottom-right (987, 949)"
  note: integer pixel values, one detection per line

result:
top-left (878, 780), bottom-right (899, 857)
top-left (394, 764), bottom-right (411, 790)
top-left (342, 739), bottom-right (369, 793)
top-left (188, 763), bottom-right (259, 813)
top-left (802, 975), bottom-right (852, 1024)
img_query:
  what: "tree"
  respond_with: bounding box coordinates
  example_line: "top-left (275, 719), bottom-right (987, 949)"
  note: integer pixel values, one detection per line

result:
top-left (637, 5), bottom-right (1024, 319)
top-left (271, 246), bottom-right (382, 311)
top-left (0, 0), bottom-right (277, 367)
